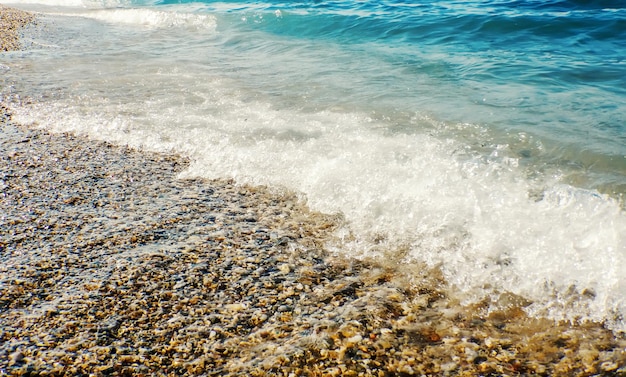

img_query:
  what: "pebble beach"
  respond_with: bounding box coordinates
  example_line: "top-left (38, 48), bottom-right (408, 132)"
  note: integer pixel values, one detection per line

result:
top-left (0, 5), bottom-right (34, 52)
top-left (2, 6), bottom-right (626, 376)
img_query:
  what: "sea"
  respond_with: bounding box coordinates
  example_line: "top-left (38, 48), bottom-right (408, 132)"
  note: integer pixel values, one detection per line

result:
top-left (2, 0), bottom-right (625, 332)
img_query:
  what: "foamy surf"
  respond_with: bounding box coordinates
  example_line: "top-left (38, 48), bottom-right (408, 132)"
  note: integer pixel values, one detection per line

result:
top-left (72, 8), bottom-right (216, 29)
top-left (5, 0), bottom-right (85, 7)
top-left (6, 0), bottom-right (216, 31)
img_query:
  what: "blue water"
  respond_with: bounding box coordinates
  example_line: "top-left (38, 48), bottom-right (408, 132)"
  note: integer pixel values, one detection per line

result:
top-left (173, 0), bottom-right (626, 152)
top-left (161, 0), bottom-right (626, 194)
top-left (2, 0), bottom-right (626, 331)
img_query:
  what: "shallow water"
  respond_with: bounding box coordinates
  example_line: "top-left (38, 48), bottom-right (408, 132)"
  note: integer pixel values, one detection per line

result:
top-left (1, 0), bottom-right (625, 332)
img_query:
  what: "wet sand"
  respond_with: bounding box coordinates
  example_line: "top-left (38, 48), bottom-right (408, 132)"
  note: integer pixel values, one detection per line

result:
top-left (2, 6), bottom-right (626, 376)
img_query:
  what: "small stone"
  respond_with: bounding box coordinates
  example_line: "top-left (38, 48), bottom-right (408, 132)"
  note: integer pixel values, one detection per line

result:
top-left (10, 351), bottom-right (25, 364)
top-left (345, 334), bottom-right (363, 346)
top-left (187, 235), bottom-right (202, 244)
top-left (600, 361), bottom-right (618, 372)
top-left (278, 264), bottom-right (291, 274)
top-left (224, 303), bottom-right (246, 312)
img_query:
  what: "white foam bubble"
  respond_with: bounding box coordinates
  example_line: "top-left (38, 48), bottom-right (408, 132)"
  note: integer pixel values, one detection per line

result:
top-left (6, 1), bottom-right (216, 30)
top-left (79, 8), bottom-right (217, 29)
top-left (5, 0), bottom-right (127, 8)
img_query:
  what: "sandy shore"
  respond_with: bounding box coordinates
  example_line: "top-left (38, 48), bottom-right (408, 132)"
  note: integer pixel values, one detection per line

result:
top-left (2, 6), bottom-right (626, 376)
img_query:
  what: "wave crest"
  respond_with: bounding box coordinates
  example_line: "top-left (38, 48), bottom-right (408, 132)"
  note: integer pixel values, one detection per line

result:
top-left (83, 8), bottom-right (216, 29)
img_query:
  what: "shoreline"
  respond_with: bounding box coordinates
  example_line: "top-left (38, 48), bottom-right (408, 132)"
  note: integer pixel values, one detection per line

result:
top-left (2, 6), bottom-right (626, 376)
top-left (2, 108), bottom-right (626, 376)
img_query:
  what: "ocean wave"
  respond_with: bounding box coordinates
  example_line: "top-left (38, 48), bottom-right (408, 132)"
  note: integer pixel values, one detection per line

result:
top-left (80, 8), bottom-right (217, 29)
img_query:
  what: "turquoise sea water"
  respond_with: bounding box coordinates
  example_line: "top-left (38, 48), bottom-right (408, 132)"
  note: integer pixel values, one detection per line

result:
top-left (2, 0), bottom-right (625, 331)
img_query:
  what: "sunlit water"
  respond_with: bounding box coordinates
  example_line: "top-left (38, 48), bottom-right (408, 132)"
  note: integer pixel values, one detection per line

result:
top-left (2, 0), bottom-right (625, 331)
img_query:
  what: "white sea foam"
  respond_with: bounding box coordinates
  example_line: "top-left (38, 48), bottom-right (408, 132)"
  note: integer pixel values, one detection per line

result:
top-left (79, 8), bottom-right (217, 29)
top-left (6, 1), bottom-right (216, 30)
top-left (6, 0), bottom-right (131, 8)
top-left (6, 0), bottom-right (87, 7)
top-left (28, 8), bottom-right (218, 29)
